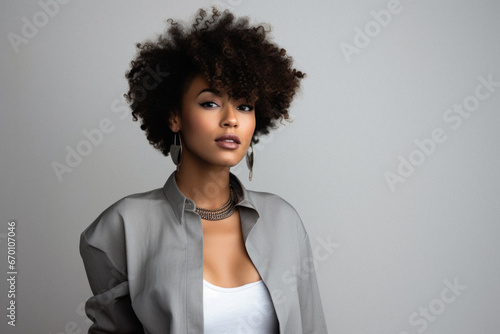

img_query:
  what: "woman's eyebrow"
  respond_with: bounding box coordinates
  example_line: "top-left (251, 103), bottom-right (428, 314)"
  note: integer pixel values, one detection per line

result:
top-left (197, 88), bottom-right (222, 97)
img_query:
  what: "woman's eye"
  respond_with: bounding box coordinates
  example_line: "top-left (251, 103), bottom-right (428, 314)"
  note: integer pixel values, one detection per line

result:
top-left (238, 104), bottom-right (254, 112)
top-left (199, 101), bottom-right (219, 108)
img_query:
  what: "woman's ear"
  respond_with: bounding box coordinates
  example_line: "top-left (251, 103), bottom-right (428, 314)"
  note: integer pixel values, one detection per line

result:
top-left (168, 110), bottom-right (181, 133)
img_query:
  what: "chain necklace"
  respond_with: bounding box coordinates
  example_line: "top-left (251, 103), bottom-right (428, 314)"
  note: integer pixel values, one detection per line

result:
top-left (195, 186), bottom-right (236, 221)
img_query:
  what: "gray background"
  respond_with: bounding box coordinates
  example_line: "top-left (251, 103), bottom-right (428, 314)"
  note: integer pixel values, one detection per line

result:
top-left (1, 0), bottom-right (499, 333)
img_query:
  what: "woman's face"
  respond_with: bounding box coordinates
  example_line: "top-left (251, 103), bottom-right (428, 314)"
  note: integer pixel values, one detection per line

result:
top-left (170, 75), bottom-right (256, 169)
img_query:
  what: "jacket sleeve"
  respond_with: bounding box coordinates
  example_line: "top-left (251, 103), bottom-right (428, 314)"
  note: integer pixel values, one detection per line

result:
top-left (297, 232), bottom-right (329, 334)
top-left (79, 209), bottom-right (144, 334)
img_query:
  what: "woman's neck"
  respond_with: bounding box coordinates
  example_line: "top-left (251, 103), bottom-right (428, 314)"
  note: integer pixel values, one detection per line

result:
top-left (174, 162), bottom-right (231, 210)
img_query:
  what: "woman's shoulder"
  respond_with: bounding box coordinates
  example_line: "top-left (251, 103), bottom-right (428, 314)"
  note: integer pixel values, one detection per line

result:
top-left (241, 189), bottom-right (312, 249)
top-left (245, 189), bottom-right (308, 233)
top-left (246, 189), bottom-right (299, 214)
top-left (104, 186), bottom-right (167, 215)
top-left (81, 187), bottom-right (165, 244)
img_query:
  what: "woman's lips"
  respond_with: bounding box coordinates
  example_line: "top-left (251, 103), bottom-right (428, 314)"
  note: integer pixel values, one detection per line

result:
top-left (215, 134), bottom-right (241, 149)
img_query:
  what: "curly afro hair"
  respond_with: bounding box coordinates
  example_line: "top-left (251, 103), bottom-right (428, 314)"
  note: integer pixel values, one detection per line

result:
top-left (124, 7), bottom-right (305, 156)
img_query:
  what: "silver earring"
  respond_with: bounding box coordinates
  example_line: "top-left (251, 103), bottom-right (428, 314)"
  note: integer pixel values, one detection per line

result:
top-left (246, 142), bottom-right (254, 181)
top-left (170, 132), bottom-right (182, 168)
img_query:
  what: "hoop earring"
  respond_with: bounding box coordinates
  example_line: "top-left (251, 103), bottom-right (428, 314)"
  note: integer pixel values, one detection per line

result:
top-left (246, 142), bottom-right (254, 181)
top-left (170, 132), bottom-right (182, 168)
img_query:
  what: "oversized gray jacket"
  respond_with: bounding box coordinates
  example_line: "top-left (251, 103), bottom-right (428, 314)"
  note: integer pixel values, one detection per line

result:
top-left (80, 172), bottom-right (328, 333)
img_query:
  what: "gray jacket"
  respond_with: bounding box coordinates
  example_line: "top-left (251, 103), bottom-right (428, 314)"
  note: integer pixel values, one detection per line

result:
top-left (80, 172), bottom-right (328, 333)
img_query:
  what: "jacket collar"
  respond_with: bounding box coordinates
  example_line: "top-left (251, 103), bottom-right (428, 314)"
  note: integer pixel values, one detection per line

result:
top-left (162, 171), bottom-right (259, 225)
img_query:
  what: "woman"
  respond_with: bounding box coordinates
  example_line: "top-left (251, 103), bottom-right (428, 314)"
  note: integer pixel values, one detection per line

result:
top-left (80, 7), bottom-right (328, 334)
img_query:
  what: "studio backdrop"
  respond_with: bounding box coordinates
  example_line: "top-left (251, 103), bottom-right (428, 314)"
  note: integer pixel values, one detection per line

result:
top-left (1, 0), bottom-right (499, 333)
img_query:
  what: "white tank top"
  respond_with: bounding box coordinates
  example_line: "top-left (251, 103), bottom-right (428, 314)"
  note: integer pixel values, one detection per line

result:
top-left (203, 279), bottom-right (279, 333)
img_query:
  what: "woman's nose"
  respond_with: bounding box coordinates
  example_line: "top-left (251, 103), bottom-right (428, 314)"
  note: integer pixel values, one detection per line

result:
top-left (221, 104), bottom-right (238, 128)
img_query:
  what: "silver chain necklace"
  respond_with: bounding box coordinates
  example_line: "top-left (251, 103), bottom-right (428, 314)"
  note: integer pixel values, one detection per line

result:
top-left (195, 186), bottom-right (236, 221)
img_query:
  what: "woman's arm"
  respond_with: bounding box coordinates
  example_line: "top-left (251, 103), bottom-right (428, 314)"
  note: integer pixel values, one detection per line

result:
top-left (296, 230), bottom-right (329, 333)
top-left (80, 211), bottom-right (144, 333)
